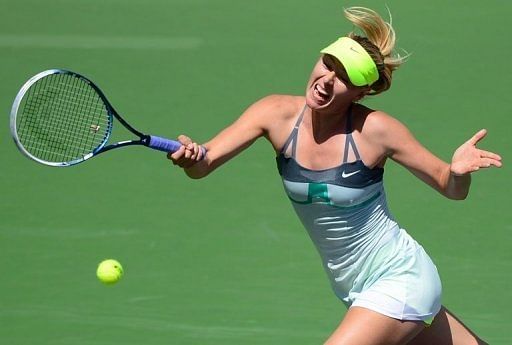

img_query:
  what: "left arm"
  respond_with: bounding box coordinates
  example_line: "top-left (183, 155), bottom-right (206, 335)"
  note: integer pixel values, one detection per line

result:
top-left (368, 112), bottom-right (502, 200)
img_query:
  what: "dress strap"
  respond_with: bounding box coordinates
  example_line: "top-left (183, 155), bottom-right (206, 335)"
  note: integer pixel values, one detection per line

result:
top-left (342, 105), bottom-right (361, 163)
top-left (280, 104), bottom-right (306, 158)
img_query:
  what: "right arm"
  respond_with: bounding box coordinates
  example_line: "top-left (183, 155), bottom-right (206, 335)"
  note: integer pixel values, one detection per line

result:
top-left (168, 95), bottom-right (297, 179)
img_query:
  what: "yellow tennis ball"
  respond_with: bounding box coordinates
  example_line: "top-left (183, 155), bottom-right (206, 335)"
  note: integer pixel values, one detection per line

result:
top-left (96, 259), bottom-right (123, 284)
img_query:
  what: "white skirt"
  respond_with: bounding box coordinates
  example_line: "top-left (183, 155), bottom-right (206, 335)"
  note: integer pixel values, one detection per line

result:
top-left (338, 228), bottom-right (442, 324)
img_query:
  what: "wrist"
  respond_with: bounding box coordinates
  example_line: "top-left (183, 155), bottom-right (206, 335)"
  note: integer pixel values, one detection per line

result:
top-left (449, 163), bottom-right (470, 177)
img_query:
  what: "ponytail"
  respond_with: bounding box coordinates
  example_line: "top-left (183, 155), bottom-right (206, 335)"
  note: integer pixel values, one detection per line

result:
top-left (343, 7), bottom-right (407, 95)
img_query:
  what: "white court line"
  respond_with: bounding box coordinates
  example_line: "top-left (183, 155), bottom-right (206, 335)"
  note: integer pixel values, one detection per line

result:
top-left (0, 34), bottom-right (203, 50)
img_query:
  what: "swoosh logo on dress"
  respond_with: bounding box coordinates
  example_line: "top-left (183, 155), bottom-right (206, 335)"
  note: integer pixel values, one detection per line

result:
top-left (341, 170), bottom-right (361, 178)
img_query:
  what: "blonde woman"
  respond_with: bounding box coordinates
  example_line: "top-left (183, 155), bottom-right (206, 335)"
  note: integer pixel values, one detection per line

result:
top-left (169, 7), bottom-right (500, 344)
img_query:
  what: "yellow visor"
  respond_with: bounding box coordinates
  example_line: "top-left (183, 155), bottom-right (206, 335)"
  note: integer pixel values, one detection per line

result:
top-left (320, 37), bottom-right (379, 86)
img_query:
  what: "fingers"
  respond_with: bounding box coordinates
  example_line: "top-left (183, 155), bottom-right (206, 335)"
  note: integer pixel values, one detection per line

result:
top-left (477, 154), bottom-right (502, 169)
top-left (184, 142), bottom-right (202, 161)
top-left (167, 145), bottom-right (186, 164)
top-left (469, 159), bottom-right (501, 172)
top-left (452, 158), bottom-right (500, 176)
top-left (177, 135), bottom-right (204, 159)
top-left (475, 140), bottom-right (503, 168)
top-left (482, 158), bottom-right (502, 168)
top-left (178, 134), bottom-right (192, 146)
top-left (167, 147), bottom-right (197, 168)
top-left (451, 129), bottom-right (502, 176)
top-left (468, 129), bottom-right (487, 145)
top-left (467, 130), bottom-right (502, 168)
top-left (478, 149), bottom-right (502, 163)
top-left (166, 135), bottom-right (204, 168)
top-left (456, 152), bottom-right (502, 174)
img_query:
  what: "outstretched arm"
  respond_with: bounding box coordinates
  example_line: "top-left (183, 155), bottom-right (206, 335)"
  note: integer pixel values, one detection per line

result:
top-left (167, 95), bottom-right (297, 179)
top-left (370, 112), bottom-right (502, 199)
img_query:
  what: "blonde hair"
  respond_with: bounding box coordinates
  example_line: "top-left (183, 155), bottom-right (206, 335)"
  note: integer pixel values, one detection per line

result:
top-left (343, 6), bottom-right (407, 95)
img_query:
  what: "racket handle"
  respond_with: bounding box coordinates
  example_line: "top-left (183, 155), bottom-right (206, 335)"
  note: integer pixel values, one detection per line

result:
top-left (148, 135), bottom-right (181, 152)
top-left (148, 135), bottom-right (206, 158)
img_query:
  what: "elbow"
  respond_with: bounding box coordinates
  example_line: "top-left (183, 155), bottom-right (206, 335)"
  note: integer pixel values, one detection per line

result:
top-left (185, 171), bottom-right (209, 179)
top-left (445, 189), bottom-right (469, 201)
top-left (450, 194), bottom-right (468, 201)
top-left (184, 168), bottom-right (210, 179)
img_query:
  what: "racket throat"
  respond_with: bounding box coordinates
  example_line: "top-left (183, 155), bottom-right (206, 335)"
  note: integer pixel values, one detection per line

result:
top-left (140, 135), bottom-right (152, 146)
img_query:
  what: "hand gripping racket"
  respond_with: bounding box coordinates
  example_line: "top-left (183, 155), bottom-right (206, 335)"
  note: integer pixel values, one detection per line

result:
top-left (10, 69), bottom-right (204, 167)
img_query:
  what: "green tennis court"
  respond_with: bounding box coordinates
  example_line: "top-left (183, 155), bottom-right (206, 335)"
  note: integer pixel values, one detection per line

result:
top-left (1, 0), bottom-right (510, 344)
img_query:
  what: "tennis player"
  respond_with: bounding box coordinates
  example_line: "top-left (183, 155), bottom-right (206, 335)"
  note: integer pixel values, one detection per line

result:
top-left (168, 7), bottom-right (501, 344)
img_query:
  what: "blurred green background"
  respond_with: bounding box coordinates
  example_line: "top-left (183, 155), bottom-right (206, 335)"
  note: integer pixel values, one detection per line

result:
top-left (1, 0), bottom-right (510, 344)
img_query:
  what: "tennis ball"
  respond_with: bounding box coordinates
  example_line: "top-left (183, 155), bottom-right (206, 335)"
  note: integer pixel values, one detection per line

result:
top-left (96, 259), bottom-right (123, 284)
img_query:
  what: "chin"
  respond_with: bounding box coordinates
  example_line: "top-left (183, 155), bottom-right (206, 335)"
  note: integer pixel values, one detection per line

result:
top-left (306, 95), bottom-right (333, 111)
top-left (305, 96), bottom-right (317, 110)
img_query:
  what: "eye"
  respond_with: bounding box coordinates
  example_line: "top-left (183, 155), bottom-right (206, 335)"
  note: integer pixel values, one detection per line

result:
top-left (321, 55), bottom-right (353, 85)
top-left (336, 71), bottom-right (352, 85)
top-left (321, 57), bottom-right (334, 71)
top-left (333, 65), bottom-right (353, 86)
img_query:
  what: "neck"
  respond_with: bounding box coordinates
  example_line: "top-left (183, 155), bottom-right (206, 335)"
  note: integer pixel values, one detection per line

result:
top-left (307, 103), bottom-right (353, 143)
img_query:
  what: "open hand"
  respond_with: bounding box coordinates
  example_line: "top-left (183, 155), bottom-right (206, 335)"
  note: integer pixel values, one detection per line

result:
top-left (450, 129), bottom-right (502, 176)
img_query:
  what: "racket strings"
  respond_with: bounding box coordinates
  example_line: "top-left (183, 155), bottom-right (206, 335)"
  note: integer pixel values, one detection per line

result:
top-left (16, 73), bottom-right (111, 163)
top-left (53, 75), bottom-right (101, 159)
top-left (39, 75), bottom-right (108, 156)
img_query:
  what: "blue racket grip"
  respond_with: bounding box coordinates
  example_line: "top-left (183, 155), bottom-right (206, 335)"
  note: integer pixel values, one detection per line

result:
top-left (148, 135), bottom-right (206, 158)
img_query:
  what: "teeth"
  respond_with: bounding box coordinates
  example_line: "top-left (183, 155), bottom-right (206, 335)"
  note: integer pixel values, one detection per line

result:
top-left (315, 84), bottom-right (329, 98)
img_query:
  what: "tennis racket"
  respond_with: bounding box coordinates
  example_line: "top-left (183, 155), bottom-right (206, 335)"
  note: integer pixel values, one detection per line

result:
top-left (10, 69), bottom-right (204, 167)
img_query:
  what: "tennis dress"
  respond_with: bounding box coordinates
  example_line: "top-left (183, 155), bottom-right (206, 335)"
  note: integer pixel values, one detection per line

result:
top-left (276, 105), bottom-right (442, 322)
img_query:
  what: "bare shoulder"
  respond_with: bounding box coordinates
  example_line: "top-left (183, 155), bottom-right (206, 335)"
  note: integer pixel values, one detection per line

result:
top-left (353, 103), bottom-right (417, 158)
top-left (355, 104), bottom-right (401, 132)
top-left (355, 104), bottom-right (411, 139)
top-left (238, 94), bottom-right (304, 136)
top-left (240, 94), bottom-right (304, 152)
top-left (245, 94), bottom-right (304, 121)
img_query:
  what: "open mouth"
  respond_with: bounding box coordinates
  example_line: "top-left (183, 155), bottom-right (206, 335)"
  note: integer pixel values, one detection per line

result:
top-left (313, 83), bottom-right (331, 104)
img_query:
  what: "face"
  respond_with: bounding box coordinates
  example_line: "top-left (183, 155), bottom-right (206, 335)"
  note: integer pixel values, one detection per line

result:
top-left (305, 54), bottom-right (368, 111)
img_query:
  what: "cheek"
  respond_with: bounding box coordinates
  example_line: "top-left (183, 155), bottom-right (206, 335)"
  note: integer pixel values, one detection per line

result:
top-left (307, 69), bottom-right (321, 84)
top-left (306, 74), bottom-right (315, 86)
top-left (307, 62), bottom-right (325, 84)
top-left (333, 80), bottom-right (350, 94)
top-left (332, 82), bottom-right (364, 101)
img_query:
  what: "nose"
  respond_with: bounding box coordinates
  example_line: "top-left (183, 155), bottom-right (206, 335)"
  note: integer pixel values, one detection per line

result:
top-left (324, 71), bottom-right (335, 84)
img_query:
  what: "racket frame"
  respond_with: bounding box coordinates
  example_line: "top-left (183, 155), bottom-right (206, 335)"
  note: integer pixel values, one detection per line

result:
top-left (10, 69), bottom-right (157, 167)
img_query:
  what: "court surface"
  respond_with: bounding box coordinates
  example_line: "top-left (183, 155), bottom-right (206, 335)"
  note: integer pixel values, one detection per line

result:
top-left (1, 0), bottom-right (510, 344)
